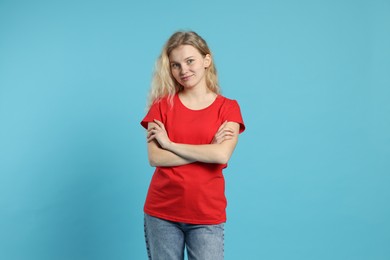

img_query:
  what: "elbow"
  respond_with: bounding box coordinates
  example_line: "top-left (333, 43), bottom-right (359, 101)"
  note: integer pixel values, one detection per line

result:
top-left (213, 141), bottom-right (237, 164)
top-left (149, 160), bottom-right (156, 167)
top-left (148, 156), bottom-right (158, 167)
top-left (216, 153), bottom-right (230, 165)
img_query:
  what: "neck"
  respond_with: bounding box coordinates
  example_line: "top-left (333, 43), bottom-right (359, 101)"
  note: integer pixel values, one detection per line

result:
top-left (180, 85), bottom-right (214, 100)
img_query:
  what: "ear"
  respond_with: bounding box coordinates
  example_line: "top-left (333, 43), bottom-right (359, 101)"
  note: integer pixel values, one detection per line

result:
top-left (204, 54), bottom-right (212, 68)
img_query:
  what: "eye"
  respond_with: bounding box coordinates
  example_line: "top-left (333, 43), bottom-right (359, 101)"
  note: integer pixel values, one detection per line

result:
top-left (187, 59), bottom-right (194, 65)
top-left (171, 63), bottom-right (180, 69)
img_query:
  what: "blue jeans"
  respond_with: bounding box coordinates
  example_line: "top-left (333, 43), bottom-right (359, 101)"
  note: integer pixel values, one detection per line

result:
top-left (144, 214), bottom-right (224, 260)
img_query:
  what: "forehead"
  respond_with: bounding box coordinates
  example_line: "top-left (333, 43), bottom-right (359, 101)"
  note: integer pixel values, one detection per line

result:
top-left (169, 45), bottom-right (202, 61)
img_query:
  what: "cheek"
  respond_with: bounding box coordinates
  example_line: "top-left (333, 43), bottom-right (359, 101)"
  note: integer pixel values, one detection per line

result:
top-left (194, 63), bottom-right (205, 71)
top-left (171, 70), bottom-right (180, 81)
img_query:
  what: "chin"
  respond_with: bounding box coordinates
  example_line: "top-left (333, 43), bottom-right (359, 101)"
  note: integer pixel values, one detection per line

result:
top-left (180, 82), bottom-right (195, 89)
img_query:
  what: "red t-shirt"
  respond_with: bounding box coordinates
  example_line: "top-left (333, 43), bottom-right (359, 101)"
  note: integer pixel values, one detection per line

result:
top-left (140, 93), bottom-right (245, 224)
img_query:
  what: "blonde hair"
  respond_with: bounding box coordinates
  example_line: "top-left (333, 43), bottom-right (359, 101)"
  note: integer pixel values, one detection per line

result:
top-left (147, 31), bottom-right (220, 109)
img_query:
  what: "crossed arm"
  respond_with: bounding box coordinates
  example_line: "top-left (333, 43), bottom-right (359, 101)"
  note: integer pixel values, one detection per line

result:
top-left (146, 120), bottom-right (240, 167)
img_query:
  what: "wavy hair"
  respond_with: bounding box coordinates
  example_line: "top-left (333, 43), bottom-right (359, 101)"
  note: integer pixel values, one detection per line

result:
top-left (147, 31), bottom-right (220, 109)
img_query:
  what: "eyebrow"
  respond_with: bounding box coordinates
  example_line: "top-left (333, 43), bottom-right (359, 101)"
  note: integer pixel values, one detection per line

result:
top-left (170, 56), bottom-right (195, 63)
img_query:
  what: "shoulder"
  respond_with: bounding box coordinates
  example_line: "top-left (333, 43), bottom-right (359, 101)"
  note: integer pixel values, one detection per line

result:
top-left (218, 95), bottom-right (241, 108)
top-left (149, 95), bottom-right (173, 110)
top-left (152, 95), bottom-right (170, 105)
top-left (218, 94), bottom-right (239, 102)
top-left (218, 95), bottom-right (245, 133)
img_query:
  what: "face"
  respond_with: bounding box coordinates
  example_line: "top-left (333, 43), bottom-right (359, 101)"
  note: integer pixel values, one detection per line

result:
top-left (169, 45), bottom-right (211, 90)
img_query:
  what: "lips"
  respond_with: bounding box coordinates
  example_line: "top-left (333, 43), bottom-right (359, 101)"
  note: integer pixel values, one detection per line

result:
top-left (180, 75), bottom-right (194, 81)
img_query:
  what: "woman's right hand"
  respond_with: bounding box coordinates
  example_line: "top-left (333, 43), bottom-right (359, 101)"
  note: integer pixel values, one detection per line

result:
top-left (212, 121), bottom-right (235, 144)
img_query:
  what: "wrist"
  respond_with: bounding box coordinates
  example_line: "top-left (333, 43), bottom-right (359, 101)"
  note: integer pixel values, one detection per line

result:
top-left (162, 140), bottom-right (175, 151)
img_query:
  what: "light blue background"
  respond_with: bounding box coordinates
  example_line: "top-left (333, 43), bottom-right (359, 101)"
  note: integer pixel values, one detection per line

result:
top-left (1, 0), bottom-right (389, 259)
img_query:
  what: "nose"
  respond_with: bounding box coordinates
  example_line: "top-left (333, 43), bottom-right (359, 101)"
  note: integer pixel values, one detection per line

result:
top-left (179, 63), bottom-right (189, 75)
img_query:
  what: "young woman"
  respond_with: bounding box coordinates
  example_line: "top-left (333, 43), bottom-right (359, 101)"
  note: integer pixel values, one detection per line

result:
top-left (140, 31), bottom-right (245, 260)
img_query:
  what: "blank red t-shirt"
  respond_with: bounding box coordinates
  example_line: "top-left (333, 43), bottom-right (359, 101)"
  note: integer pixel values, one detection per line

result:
top-left (140, 93), bottom-right (245, 224)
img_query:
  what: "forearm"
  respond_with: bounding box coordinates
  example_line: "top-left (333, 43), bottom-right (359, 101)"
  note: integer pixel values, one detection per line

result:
top-left (165, 142), bottom-right (236, 165)
top-left (147, 121), bottom-right (239, 166)
top-left (160, 122), bottom-right (240, 164)
top-left (148, 141), bottom-right (195, 167)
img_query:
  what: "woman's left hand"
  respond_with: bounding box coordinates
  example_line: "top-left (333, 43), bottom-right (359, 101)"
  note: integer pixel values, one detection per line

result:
top-left (147, 119), bottom-right (172, 149)
top-left (212, 121), bottom-right (235, 144)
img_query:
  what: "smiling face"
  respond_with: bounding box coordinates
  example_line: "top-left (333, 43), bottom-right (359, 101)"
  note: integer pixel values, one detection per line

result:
top-left (169, 45), bottom-right (211, 91)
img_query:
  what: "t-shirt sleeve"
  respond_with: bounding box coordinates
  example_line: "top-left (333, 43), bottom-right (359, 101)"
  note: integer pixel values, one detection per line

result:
top-left (140, 101), bottom-right (162, 129)
top-left (224, 99), bottom-right (246, 134)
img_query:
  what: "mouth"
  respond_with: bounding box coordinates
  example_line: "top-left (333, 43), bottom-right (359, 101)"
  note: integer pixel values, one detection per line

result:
top-left (180, 75), bottom-right (194, 81)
